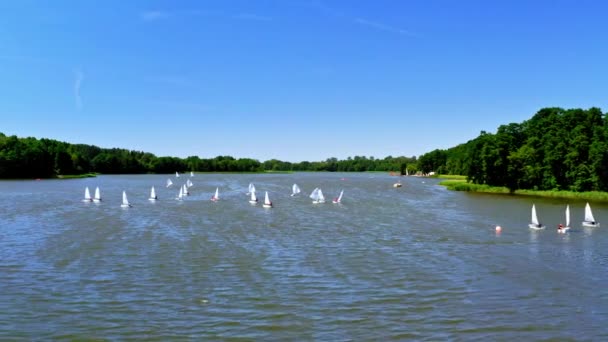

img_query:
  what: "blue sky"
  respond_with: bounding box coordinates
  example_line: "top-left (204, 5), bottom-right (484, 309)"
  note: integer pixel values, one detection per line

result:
top-left (1, 0), bottom-right (607, 162)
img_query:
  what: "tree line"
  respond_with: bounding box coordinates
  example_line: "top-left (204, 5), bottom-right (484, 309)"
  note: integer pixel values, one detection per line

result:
top-left (416, 107), bottom-right (608, 192)
top-left (0, 133), bottom-right (417, 178)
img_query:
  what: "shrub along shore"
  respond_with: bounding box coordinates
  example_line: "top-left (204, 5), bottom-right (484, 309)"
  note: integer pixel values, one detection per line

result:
top-left (437, 175), bottom-right (608, 202)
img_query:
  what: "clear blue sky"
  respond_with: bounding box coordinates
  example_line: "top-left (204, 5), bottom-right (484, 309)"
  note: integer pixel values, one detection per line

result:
top-left (1, 0), bottom-right (607, 162)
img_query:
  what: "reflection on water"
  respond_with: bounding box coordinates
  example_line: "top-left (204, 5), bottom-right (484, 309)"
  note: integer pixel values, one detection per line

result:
top-left (0, 173), bottom-right (607, 340)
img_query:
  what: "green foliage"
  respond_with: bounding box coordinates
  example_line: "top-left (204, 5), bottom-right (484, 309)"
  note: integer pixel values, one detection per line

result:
top-left (421, 107), bottom-right (608, 193)
top-left (0, 132), bottom-right (417, 178)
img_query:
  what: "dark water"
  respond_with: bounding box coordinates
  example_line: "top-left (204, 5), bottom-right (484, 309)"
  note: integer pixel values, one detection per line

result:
top-left (1, 173), bottom-right (607, 340)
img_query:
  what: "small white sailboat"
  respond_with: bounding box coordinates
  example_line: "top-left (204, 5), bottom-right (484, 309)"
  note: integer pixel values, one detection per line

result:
top-left (176, 171), bottom-right (180, 178)
top-left (186, 179), bottom-right (193, 188)
top-left (246, 183), bottom-right (256, 195)
top-left (183, 184), bottom-right (189, 196)
top-left (211, 187), bottom-right (219, 202)
top-left (528, 204), bottom-right (544, 229)
top-left (291, 184), bottom-right (301, 197)
top-left (559, 205), bottom-right (571, 232)
top-left (83, 187), bottom-right (92, 202)
top-left (93, 186), bottom-right (102, 202)
top-left (249, 191), bottom-right (258, 204)
top-left (166, 178), bottom-right (173, 188)
top-left (263, 191), bottom-right (273, 208)
top-left (393, 181), bottom-right (402, 188)
top-left (176, 186), bottom-right (183, 200)
top-left (190, 171), bottom-right (194, 177)
top-left (149, 186), bottom-right (158, 201)
top-left (332, 190), bottom-right (344, 204)
top-left (310, 188), bottom-right (325, 204)
top-left (582, 202), bottom-right (600, 227)
top-left (121, 191), bottom-right (132, 208)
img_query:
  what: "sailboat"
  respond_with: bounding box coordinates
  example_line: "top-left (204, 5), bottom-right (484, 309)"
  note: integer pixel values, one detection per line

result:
top-left (190, 171), bottom-right (194, 177)
top-left (249, 190), bottom-right (258, 204)
top-left (211, 187), bottom-right (219, 202)
top-left (263, 191), bottom-right (273, 208)
top-left (559, 205), bottom-right (571, 232)
top-left (93, 186), bottom-right (102, 202)
top-left (247, 183), bottom-right (256, 195)
top-left (183, 184), bottom-right (189, 196)
top-left (186, 179), bottom-right (193, 188)
top-left (332, 190), bottom-right (344, 204)
top-left (291, 184), bottom-right (301, 197)
top-left (582, 202), bottom-right (600, 227)
top-left (176, 171), bottom-right (180, 178)
top-left (167, 179), bottom-right (173, 188)
top-left (149, 186), bottom-right (158, 201)
top-left (310, 188), bottom-right (325, 204)
top-left (83, 187), bottom-right (92, 202)
top-left (121, 191), bottom-right (132, 208)
top-left (176, 186), bottom-right (183, 200)
top-left (528, 204), bottom-right (545, 229)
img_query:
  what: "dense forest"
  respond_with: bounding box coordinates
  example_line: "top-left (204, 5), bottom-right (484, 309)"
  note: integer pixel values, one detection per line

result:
top-left (415, 107), bottom-right (608, 192)
top-left (0, 133), bottom-right (416, 178)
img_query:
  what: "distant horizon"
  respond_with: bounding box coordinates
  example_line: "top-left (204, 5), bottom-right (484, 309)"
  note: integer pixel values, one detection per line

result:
top-left (2, 1), bottom-right (607, 161)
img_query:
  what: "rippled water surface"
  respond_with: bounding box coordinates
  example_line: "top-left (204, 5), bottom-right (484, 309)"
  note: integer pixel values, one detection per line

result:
top-left (1, 173), bottom-right (608, 340)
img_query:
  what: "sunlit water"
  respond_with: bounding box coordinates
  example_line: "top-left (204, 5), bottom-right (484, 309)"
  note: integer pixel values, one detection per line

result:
top-left (1, 173), bottom-right (607, 340)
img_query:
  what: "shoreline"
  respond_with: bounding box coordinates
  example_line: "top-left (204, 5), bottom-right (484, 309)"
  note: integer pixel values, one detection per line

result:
top-left (437, 175), bottom-right (608, 202)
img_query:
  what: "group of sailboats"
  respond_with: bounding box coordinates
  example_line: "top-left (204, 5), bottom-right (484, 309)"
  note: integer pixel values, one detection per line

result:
top-left (529, 202), bottom-right (600, 230)
top-left (83, 180), bottom-right (345, 209)
top-left (82, 186), bottom-right (102, 203)
top-left (245, 183), bottom-right (271, 208)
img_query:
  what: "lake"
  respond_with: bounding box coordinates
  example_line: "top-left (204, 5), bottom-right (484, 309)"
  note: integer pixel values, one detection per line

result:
top-left (1, 173), bottom-right (607, 340)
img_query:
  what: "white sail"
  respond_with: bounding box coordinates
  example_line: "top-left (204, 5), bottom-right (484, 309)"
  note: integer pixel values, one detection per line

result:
top-left (333, 190), bottom-right (343, 203)
top-left (167, 178), bottom-right (173, 187)
top-left (93, 187), bottom-right (102, 202)
top-left (176, 171), bottom-right (180, 178)
top-left (249, 190), bottom-right (258, 204)
top-left (83, 187), bottom-right (92, 202)
top-left (582, 203), bottom-right (599, 227)
top-left (186, 179), bottom-right (193, 187)
top-left (183, 184), bottom-right (189, 196)
top-left (121, 191), bottom-right (131, 208)
top-left (211, 187), bottom-right (219, 201)
top-left (310, 188), bottom-right (325, 203)
top-left (531, 204), bottom-right (539, 225)
top-left (263, 191), bottom-right (272, 208)
top-left (190, 171), bottom-right (194, 177)
top-left (149, 186), bottom-right (157, 201)
top-left (317, 189), bottom-right (325, 203)
top-left (177, 186), bottom-right (183, 200)
top-left (565, 205), bottom-right (570, 228)
top-left (292, 184), bottom-right (301, 196)
top-left (584, 203), bottom-right (595, 222)
top-left (528, 204), bottom-right (544, 229)
top-left (247, 183), bottom-right (256, 194)
top-left (309, 188), bottom-right (319, 200)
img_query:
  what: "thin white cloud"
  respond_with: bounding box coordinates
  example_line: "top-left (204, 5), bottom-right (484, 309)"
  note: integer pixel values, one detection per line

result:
top-left (74, 69), bottom-right (84, 111)
top-left (354, 18), bottom-right (416, 37)
top-left (140, 10), bottom-right (170, 21)
top-left (139, 9), bottom-right (270, 23)
top-left (304, 1), bottom-right (417, 37)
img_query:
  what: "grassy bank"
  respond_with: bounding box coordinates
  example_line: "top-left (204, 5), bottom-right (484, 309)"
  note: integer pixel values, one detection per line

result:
top-left (57, 173), bottom-right (97, 179)
top-left (438, 176), bottom-right (608, 202)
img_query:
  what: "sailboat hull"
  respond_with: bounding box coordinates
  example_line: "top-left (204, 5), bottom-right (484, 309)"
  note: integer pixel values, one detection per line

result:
top-left (528, 224), bottom-right (545, 229)
top-left (582, 221), bottom-right (600, 227)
